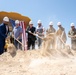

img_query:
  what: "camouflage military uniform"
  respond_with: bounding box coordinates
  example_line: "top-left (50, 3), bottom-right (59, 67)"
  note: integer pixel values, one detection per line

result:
top-left (46, 27), bottom-right (56, 49)
top-left (68, 28), bottom-right (76, 50)
top-left (56, 27), bottom-right (67, 49)
top-left (46, 27), bottom-right (56, 35)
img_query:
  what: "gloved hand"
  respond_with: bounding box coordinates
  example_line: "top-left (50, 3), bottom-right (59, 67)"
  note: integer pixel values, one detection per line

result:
top-left (28, 31), bottom-right (31, 33)
top-left (12, 34), bottom-right (14, 38)
top-left (17, 37), bottom-right (19, 40)
top-left (6, 36), bottom-right (10, 40)
top-left (36, 32), bottom-right (39, 34)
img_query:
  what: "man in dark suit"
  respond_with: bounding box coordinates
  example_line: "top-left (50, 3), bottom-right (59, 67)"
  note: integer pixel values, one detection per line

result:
top-left (0, 16), bottom-right (9, 54)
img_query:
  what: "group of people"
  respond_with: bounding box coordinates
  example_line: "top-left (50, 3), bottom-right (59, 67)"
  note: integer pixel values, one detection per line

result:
top-left (0, 16), bottom-right (23, 55)
top-left (0, 16), bottom-right (76, 55)
top-left (26, 20), bottom-right (45, 50)
top-left (26, 20), bottom-right (66, 50)
top-left (26, 20), bottom-right (76, 51)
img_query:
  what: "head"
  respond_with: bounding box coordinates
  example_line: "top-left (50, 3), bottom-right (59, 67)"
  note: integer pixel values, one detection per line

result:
top-left (57, 22), bottom-right (62, 28)
top-left (49, 21), bottom-right (53, 28)
top-left (3, 16), bottom-right (9, 25)
top-left (15, 20), bottom-right (20, 27)
top-left (70, 23), bottom-right (75, 30)
top-left (37, 20), bottom-right (42, 27)
top-left (29, 21), bottom-right (33, 28)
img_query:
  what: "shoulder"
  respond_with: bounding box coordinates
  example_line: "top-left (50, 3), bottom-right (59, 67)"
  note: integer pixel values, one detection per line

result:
top-left (33, 26), bottom-right (36, 29)
top-left (62, 27), bottom-right (65, 30)
top-left (53, 27), bottom-right (56, 31)
top-left (19, 26), bottom-right (22, 30)
top-left (75, 28), bottom-right (76, 31)
top-left (13, 27), bottom-right (16, 29)
top-left (0, 23), bottom-right (4, 27)
top-left (13, 27), bottom-right (16, 31)
top-left (36, 26), bottom-right (38, 29)
top-left (68, 29), bottom-right (72, 33)
top-left (32, 27), bottom-right (36, 31)
top-left (26, 26), bottom-right (30, 29)
top-left (42, 26), bottom-right (44, 29)
top-left (19, 26), bottom-right (22, 29)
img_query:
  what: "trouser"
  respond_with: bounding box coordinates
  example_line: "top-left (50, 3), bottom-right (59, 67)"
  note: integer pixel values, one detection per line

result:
top-left (71, 40), bottom-right (76, 50)
top-left (28, 38), bottom-right (35, 50)
top-left (38, 37), bottom-right (42, 48)
top-left (10, 36), bottom-right (14, 44)
top-left (56, 37), bottom-right (65, 50)
top-left (50, 39), bottom-right (56, 49)
top-left (0, 39), bottom-right (5, 55)
top-left (14, 39), bottom-right (22, 50)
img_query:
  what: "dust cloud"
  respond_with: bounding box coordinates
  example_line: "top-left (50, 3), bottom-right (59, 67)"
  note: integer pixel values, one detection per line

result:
top-left (0, 34), bottom-right (76, 75)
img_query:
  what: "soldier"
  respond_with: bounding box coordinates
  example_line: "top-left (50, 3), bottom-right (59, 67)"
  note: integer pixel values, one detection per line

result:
top-left (46, 21), bottom-right (56, 49)
top-left (36, 20), bottom-right (45, 48)
top-left (56, 22), bottom-right (67, 50)
top-left (68, 23), bottom-right (76, 50)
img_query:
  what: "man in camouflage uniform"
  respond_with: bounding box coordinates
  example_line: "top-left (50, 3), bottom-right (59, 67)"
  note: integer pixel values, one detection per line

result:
top-left (56, 22), bottom-right (67, 50)
top-left (46, 21), bottom-right (56, 49)
top-left (68, 23), bottom-right (76, 50)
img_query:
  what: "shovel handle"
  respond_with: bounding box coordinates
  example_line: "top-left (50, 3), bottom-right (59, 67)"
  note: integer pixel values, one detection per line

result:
top-left (29, 32), bottom-right (43, 39)
top-left (14, 37), bottom-right (26, 48)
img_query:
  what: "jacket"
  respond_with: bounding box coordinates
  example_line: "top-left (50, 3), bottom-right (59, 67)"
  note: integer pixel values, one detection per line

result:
top-left (26, 26), bottom-right (36, 41)
top-left (0, 23), bottom-right (9, 40)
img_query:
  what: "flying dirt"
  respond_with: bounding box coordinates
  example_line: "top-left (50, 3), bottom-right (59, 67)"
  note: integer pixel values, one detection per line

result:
top-left (0, 34), bottom-right (76, 75)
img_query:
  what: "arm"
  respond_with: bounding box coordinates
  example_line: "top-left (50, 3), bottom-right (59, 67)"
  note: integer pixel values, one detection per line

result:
top-left (26, 26), bottom-right (30, 33)
top-left (11, 28), bottom-right (14, 37)
top-left (17, 32), bottom-right (22, 39)
top-left (68, 31), bottom-right (71, 37)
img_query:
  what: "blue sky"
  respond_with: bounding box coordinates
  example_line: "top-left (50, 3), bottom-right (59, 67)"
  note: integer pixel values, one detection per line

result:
top-left (0, 0), bottom-right (76, 44)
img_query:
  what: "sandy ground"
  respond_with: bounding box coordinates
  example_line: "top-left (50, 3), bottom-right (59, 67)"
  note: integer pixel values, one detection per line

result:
top-left (0, 49), bottom-right (76, 75)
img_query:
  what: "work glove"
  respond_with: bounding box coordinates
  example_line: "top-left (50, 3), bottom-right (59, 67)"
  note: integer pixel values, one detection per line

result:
top-left (28, 31), bottom-right (31, 33)
top-left (12, 34), bottom-right (14, 38)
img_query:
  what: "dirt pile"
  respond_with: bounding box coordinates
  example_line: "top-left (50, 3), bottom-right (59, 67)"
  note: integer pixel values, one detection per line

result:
top-left (0, 49), bottom-right (76, 75)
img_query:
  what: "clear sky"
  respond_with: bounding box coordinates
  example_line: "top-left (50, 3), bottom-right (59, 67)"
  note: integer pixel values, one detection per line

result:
top-left (0, 0), bottom-right (76, 44)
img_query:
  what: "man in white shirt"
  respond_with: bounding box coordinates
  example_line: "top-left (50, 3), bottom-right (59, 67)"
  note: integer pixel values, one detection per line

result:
top-left (36, 20), bottom-right (45, 48)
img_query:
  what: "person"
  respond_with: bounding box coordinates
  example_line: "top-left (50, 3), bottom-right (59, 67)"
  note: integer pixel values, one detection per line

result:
top-left (0, 16), bottom-right (9, 55)
top-left (26, 21), bottom-right (36, 50)
top-left (12, 20), bottom-right (22, 50)
top-left (46, 21), bottom-right (56, 49)
top-left (56, 22), bottom-right (67, 50)
top-left (68, 23), bottom-right (76, 50)
top-left (36, 20), bottom-right (45, 48)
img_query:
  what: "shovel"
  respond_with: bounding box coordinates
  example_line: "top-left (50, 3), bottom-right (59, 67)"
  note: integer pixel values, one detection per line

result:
top-left (58, 36), bottom-right (70, 49)
top-left (13, 36), bottom-right (26, 48)
top-left (28, 31), bottom-right (43, 39)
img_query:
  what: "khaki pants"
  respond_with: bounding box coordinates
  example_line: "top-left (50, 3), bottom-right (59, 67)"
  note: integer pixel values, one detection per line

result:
top-left (50, 39), bottom-right (56, 49)
top-left (71, 40), bottom-right (76, 50)
top-left (56, 37), bottom-right (65, 50)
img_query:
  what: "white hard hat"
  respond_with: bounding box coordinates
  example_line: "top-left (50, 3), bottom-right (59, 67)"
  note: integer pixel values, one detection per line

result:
top-left (37, 20), bottom-right (41, 24)
top-left (15, 20), bottom-right (19, 24)
top-left (3, 16), bottom-right (9, 22)
top-left (49, 21), bottom-right (53, 25)
top-left (57, 22), bottom-right (61, 26)
top-left (70, 23), bottom-right (75, 27)
top-left (29, 21), bottom-right (33, 25)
